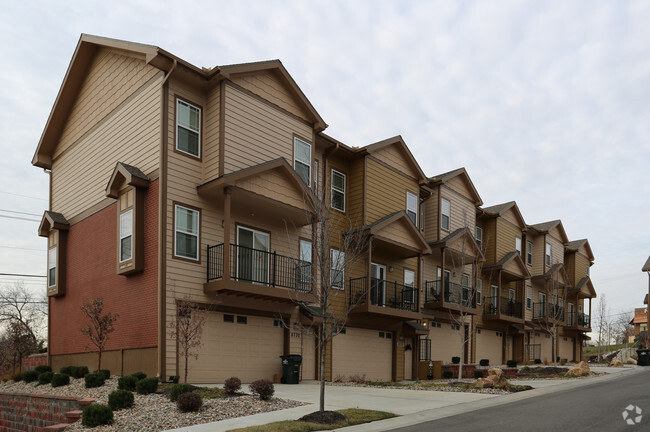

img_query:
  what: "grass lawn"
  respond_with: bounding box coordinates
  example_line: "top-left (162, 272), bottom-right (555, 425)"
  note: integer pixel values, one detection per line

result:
top-left (227, 408), bottom-right (397, 432)
top-left (583, 343), bottom-right (636, 355)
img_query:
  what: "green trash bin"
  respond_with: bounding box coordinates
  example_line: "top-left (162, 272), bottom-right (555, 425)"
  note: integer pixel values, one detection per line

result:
top-left (637, 349), bottom-right (650, 366)
top-left (280, 354), bottom-right (302, 384)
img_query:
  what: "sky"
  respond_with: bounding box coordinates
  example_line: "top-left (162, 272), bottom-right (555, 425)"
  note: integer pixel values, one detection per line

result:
top-left (1, 0), bottom-right (649, 329)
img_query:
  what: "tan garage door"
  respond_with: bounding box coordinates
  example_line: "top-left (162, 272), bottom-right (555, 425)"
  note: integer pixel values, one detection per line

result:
top-left (559, 336), bottom-right (574, 361)
top-left (300, 329), bottom-right (317, 381)
top-left (476, 329), bottom-right (502, 366)
top-left (429, 322), bottom-right (463, 364)
top-left (189, 312), bottom-right (283, 383)
top-left (333, 327), bottom-right (392, 381)
top-left (533, 332), bottom-right (553, 363)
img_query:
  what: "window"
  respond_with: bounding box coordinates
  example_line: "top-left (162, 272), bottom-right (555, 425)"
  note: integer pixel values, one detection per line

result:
top-left (313, 160), bottom-right (319, 191)
top-left (404, 269), bottom-right (415, 304)
top-left (406, 192), bottom-right (418, 225)
top-left (515, 237), bottom-right (522, 255)
top-left (273, 319), bottom-right (283, 328)
top-left (475, 226), bottom-right (483, 249)
top-left (298, 239), bottom-right (312, 286)
top-left (48, 247), bottom-right (57, 287)
top-left (545, 243), bottom-right (551, 265)
top-left (330, 249), bottom-right (345, 289)
top-left (237, 316), bottom-right (247, 324)
top-left (441, 198), bottom-right (451, 231)
top-left (119, 209), bottom-right (133, 262)
top-left (331, 169), bottom-right (346, 211)
top-left (175, 205), bottom-right (199, 260)
top-left (223, 314), bottom-right (234, 323)
top-left (527, 241), bottom-right (533, 265)
top-left (462, 274), bottom-right (470, 302)
top-left (526, 286), bottom-right (532, 309)
top-left (294, 137), bottom-right (311, 186)
top-left (476, 279), bottom-right (483, 305)
top-left (176, 99), bottom-right (201, 157)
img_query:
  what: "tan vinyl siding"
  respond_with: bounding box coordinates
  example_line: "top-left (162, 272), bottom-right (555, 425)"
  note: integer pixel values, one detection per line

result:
top-left (230, 71), bottom-right (310, 122)
top-left (236, 170), bottom-right (310, 211)
top-left (346, 158), bottom-right (364, 225)
top-left (530, 236), bottom-right (545, 276)
top-left (444, 176), bottom-right (474, 203)
top-left (365, 158), bottom-right (419, 225)
top-left (371, 146), bottom-right (415, 179)
top-left (480, 219), bottom-right (496, 264)
top-left (495, 218), bottom-right (521, 262)
top-left (423, 188), bottom-right (440, 242)
top-left (51, 73), bottom-right (163, 217)
top-left (442, 185), bottom-right (476, 234)
top-left (565, 253), bottom-right (576, 284)
top-left (547, 235), bottom-right (564, 266)
top-left (202, 84), bottom-right (221, 182)
top-left (574, 253), bottom-right (590, 280)
top-left (501, 208), bottom-right (522, 228)
top-left (223, 84), bottom-right (312, 174)
top-left (55, 48), bottom-right (160, 158)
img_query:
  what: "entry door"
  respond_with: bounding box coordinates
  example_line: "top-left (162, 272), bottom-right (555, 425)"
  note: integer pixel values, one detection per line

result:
top-left (237, 227), bottom-right (270, 284)
top-left (371, 263), bottom-right (386, 306)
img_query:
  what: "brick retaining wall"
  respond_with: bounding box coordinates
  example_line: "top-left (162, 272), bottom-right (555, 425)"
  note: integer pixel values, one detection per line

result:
top-left (0, 392), bottom-right (94, 432)
top-left (21, 354), bottom-right (48, 371)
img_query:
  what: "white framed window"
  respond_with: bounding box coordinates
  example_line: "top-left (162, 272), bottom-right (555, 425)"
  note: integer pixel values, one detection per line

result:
top-left (48, 246), bottom-right (57, 287)
top-left (331, 169), bottom-right (346, 212)
top-left (515, 237), bottom-right (522, 255)
top-left (119, 209), bottom-right (133, 262)
top-left (526, 285), bottom-right (532, 309)
top-left (545, 243), bottom-right (551, 265)
top-left (313, 160), bottom-right (319, 191)
top-left (404, 269), bottom-right (415, 304)
top-left (527, 241), bottom-right (533, 265)
top-left (294, 137), bottom-right (311, 186)
top-left (475, 226), bottom-right (483, 249)
top-left (299, 239), bottom-right (312, 283)
top-left (476, 279), bottom-right (483, 305)
top-left (441, 198), bottom-right (451, 231)
top-left (175, 205), bottom-right (199, 260)
top-left (406, 192), bottom-right (418, 226)
top-left (176, 99), bottom-right (201, 157)
top-left (330, 249), bottom-right (345, 289)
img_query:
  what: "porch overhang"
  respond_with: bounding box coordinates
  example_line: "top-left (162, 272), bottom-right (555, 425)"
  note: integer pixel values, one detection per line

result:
top-left (350, 211), bottom-right (431, 259)
top-left (483, 251), bottom-right (530, 281)
top-left (203, 279), bottom-right (316, 304)
top-left (429, 227), bottom-right (484, 261)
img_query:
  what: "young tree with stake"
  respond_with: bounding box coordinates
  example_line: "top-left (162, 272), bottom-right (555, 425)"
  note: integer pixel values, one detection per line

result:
top-left (80, 298), bottom-right (119, 372)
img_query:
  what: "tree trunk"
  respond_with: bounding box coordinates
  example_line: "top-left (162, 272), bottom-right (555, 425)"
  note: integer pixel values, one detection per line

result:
top-left (98, 350), bottom-right (102, 372)
top-left (184, 351), bottom-right (189, 384)
top-left (319, 322), bottom-right (327, 412)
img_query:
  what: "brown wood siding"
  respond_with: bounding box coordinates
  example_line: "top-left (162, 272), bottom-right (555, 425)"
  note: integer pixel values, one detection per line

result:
top-left (371, 146), bottom-right (415, 179)
top-left (236, 170), bottom-right (310, 211)
top-left (230, 71), bottom-right (310, 122)
top-left (445, 176), bottom-right (474, 203)
top-left (365, 158), bottom-right (419, 225)
top-left (575, 253), bottom-right (590, 281)
top-left (481, 219), bottom-right (496, 264)
top-left (501, 207), bottom-right (522, 228)
top-left (530, 235), bottom-right (545, 276)
top-left (439, 185), bottom-right (476, 235)
top-left (223, 84), bottom-right (312, 174)
top-left (565, 253), bottom-right (576, 284)
top-left (346, 158), bottom-right (364, 226)
top-left (202, 84), bottom-right (221, 183)
top-left (55, 48), bottom-right (160, 158)
top-left (423, 188), bottom-right (440, 242)
top-left (547, 235), bottom-right (564, 266)
top-left (51, 73), bottom-right (163, 218)
top-left (495, 218), bottom-right (520, 262)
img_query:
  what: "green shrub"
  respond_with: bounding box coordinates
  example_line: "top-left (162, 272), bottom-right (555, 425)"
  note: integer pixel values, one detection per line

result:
top-left (560, 358), bottom-right (567, 366)
top-left (534, 358), bottom-right (542, 364)
top-left (99, 369), bottom-right (111, 380)
top-left (176, 392), bottom-right (203, 413)
top-left (136, 377), bottom-right (159, 395)
top-left (74, 366), bottom-right (90, 379)
top-left (60, 366), bottom-right (75, 376)
top-left (249, 379), bottom-right (274, 400)
top-left (11, 372), bottom-right (22, 382)
top-left (21, 370), bottom-right (39, 383)
top-left (224, 377), bottom-right (241, 395)
top-left (108, 390), bottom-right (134, 410)
top-left (443, 371), bottom-right (454, 379)
top-left (474, 370), bottom-right (484, 379)
top-left (82, 404), bottom-right (114, 427)
top-left (169, 383), bottom-right (193, 402)
top-left (131, 371), bottom-right (147, 381)
top-left (51, 373), bottom-right (70, 387)
top-left (451, 356), bottom-right (460, 364)
top-left (85, 372), bottom-right (106, 388)
top-left (507, 360), bottom-right (518, 368)
top-left (38, 372), bottom-right (54, 385)
top-left (34, 365), bottom-right (52, 374)
top-left (479, 359), bottom-right (489, 367)
top-left (117, 375), bottom-right (137, 391)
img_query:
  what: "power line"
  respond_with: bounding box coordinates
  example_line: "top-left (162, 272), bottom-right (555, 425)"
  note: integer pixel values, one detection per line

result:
top-left (0, 215), bottom-right (40, 222)
top-left (0, 245), bottom-right (44, 252)
top-left (0, 190), bottom-right (47, 201)
top-left (0, 273), bottom-right (46, 278)
top-left (0, 209), bottom-right (42, 217)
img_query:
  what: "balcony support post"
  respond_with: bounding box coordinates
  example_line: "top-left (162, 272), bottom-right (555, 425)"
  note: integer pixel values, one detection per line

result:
top-left (366, 238), bottom-right (373, 302)
top-left (441, 247), bottom-right (446, 302)
top-left (223, 187), bottom-right (232, 282)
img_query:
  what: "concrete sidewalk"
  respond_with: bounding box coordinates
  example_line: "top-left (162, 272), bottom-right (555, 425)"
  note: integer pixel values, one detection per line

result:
top-left (165, 366), bottom-right (640, 432)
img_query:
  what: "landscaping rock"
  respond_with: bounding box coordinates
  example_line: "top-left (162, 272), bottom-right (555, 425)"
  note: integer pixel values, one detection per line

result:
top-left (474, 368), bottom-right (509, 390)
top-left (609, 358), bottom-right (624, 367)
top-left (566, 361), bottom-right (591, 377)
top-left (625, 358), bottom-right (637, 365)
top-left (473, 378), bottom-right (494, 389)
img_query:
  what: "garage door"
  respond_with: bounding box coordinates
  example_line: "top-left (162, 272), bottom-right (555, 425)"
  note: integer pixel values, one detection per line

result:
top-left (333, 327), bottom-right (392, 381)
top-left (534, 332), bottom-right (553, 363)
top-left (429, 322), bottom-right (463, 364)
top-left (189, 312), bottom-right (283, 383)
top-left (476, 329), bottom-right (502, 366)
top-left (559, 336), bottom-right (574, 361)
top-left (300, 329), bottom-right (317, 381)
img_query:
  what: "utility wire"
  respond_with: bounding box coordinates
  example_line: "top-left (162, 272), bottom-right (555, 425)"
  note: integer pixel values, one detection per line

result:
top-left (0, 209), bottom-right (42, 217)
top-left (0, 273), bottom-right (46, 278)
top-left (0, 190), bottom-right (47, 201)
top-left (0, 215), bottom-right (40, 222)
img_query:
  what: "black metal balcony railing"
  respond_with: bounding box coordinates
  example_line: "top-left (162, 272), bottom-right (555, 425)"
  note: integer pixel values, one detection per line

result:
top-left (349, 277), bottom-right (419, 312)
top-left (532, 302), bottom-right (564, 321)
top-left (578, 312), bottom-right (590, 327)
top-left (206, 243), bottom-right (312, 293)
top-left (483, 296), bottom-right (523, 318)
top-left (424, 280), bottom-right (475, 308)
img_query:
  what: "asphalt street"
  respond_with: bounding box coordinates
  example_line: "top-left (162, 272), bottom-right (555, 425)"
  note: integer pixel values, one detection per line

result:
top-left (388, 368), bottom-right (650, 432)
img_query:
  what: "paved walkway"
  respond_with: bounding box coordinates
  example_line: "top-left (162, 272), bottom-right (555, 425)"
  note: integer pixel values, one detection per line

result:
top-left (166, 366), bottom-right (640, 432)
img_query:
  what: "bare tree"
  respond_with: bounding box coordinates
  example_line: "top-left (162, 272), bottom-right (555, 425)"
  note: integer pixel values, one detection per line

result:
top-left (0, 282), bottom-right (47, 346)
top-left (534, 265), bottom-right (569, 366)
top-left (4, 320), bottom-right (39, 374)
top-left (80, 298), bottom-right (119, 372)
top-left (614, 311), bottom-right (633, 345)
top-left (595, 294), bottom-right (608, 362)
top-left (167, 293), bottom-right (208, 384)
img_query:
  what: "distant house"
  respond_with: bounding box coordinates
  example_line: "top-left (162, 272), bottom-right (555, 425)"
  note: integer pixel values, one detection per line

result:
top-left (630, 306), bottom-right (648, 344)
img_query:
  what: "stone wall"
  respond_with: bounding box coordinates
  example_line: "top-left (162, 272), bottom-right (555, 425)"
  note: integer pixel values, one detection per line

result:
top-left (0, 392), bottom-right (93, 432)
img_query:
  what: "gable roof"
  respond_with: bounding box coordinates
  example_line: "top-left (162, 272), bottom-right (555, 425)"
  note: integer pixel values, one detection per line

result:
top-left (482, 251), bottom-right (531, 278)
top-left (643, 256), bottom-right (650, 272)
top-left (105, 162), bottom-right (150, 199)
top-left (351, 210), bottom-right (431, 255)
top-left (479, 201), bottom-right (526, 228)
top-left (33, 34), bottom-right (326, 168)
top-left (429, 167), bottom-right (483, 206)
top-left (359, 136), bottom-right (428, 183)
top-left (38, 211), bottom-right (70, 237)
top-left (570, 276), bottom-right (597, 298)
top-left (429, 227), bottom-right (484, 259)
top-left (527, 219), bottom-right (569, 243)
top-left (565, 239), bottom-right (594, 261)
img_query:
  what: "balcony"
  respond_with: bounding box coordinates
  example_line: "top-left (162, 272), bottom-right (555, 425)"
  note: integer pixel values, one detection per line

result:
top-left (348, 277), bottom-right (420, 320)
top-left (483, 296), bottom-right (524, 323)
top-left (423, 280), bottom-right (478, 315)
top-left (532, 302), bottom-right (565, 325)
top-left (567, 312), bottom-right (591, 331)
top-left (204, 243), bottom-right (315, 302)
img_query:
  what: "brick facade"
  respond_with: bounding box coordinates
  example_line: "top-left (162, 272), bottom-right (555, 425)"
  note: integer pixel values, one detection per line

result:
top-left (49, 180), bottom-right (159, 357)
top-left (0, 392), bottom-right (93, 432)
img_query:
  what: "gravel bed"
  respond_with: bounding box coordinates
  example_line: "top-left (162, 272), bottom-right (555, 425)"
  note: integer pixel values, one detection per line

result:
top-left (328, 381), bottom-right (511, 395)
top-left (0, 377), bottom-right (305, 432)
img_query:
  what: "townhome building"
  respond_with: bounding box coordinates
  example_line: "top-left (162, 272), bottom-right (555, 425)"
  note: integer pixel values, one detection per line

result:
top-left (33, 35), bottom-right (596, 383)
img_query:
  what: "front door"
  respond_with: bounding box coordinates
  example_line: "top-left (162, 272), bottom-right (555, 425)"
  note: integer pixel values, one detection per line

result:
top-left (371, 263), bottom-right (386, 306)
top-left (237, 227), bottom-right (270, 284)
